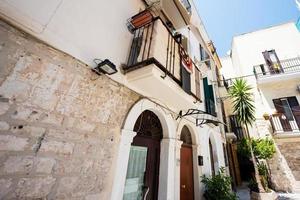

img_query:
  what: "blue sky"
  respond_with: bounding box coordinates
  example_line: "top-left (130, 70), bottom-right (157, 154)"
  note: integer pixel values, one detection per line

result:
top-left (195, 0), bottom-right (300, 57)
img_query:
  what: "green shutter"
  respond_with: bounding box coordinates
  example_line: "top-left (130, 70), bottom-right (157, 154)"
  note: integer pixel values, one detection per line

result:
top-left (203, 77), bottom-right (216, 115)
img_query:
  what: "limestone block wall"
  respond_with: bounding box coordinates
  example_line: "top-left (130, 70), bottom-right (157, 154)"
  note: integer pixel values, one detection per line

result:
top-left (277, 141), bottom-right (300, 181)
top-left (0, 20), bottom-right (139, 199)
top-left (254, 119), bottom-right (297, 192)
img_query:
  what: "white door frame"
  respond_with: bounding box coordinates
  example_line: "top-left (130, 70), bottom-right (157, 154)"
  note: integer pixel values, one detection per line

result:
top-left (111, 99), bottom-right (176, 200)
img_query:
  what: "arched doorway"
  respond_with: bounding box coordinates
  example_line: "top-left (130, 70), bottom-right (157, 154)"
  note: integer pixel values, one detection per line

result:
top-left (123, 110), bottom-right (162, 200)
top-left (180, 126), bottom-right (194, 200)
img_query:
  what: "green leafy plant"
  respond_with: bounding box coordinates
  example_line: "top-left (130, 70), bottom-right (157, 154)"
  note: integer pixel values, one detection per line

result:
top-left (237, 138), bottom-right (251, 158)
top-left (257, 162), bottom-right (271, 192)
top-left (229, 79), bottom-right (255, 127)
top-left (248, 179), bottom-right (259, 192)
top-left (257, 162), bottom-right (268, 176)
top-left (252, 138), bottom-right (276, 160)
top-left (201, 167), bottom-right (237, 200)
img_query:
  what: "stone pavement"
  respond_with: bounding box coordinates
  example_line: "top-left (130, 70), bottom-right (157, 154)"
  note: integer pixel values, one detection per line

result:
top-left (236, 183), bottom-right (250, 200)
top-left (277, 193), bottom-right (300, 200)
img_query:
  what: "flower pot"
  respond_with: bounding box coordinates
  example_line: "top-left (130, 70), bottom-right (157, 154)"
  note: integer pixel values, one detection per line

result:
top-left (250, 190), bottom-right (278, 200)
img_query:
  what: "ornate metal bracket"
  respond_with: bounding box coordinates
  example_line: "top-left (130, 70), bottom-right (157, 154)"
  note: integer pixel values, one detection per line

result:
top-left (176, 109), bottom-right (226, 127)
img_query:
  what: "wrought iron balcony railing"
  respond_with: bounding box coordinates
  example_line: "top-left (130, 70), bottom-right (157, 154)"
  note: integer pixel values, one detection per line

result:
top-left (269, 113), bottom-right (300, 134)
top-left (124, 16), bottom-right (202, 101)
top-left (253, 57), bottom-right (300, 80)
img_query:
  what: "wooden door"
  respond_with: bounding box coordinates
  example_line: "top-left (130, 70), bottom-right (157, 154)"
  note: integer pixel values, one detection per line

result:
top-left (132, 136), bottom-right (160, 200)
top-left (273, 99), bottom-right (292, 131)
top-left (180, 145), bottom-right (194, 200)
top-left (288, 97), bottom-right (300, 129)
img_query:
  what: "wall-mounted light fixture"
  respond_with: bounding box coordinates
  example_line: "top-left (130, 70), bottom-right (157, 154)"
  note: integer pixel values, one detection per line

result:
top-left (92, 59), bottom-right (117, 75)
top-left (198, 155), bottom-right (203, 166)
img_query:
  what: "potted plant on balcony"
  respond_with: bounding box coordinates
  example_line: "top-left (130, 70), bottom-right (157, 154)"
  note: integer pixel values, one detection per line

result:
top-left (263, 113), bottom-right (270, 120)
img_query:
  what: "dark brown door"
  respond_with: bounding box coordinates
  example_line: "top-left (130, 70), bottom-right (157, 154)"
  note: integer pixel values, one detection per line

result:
top-left (273, 99), bottom-right (292, 131)
top-left (180, 145), bottom-right (194, 200)
top-left (132, 135), bottom-right (160, 200)
top-left (288, 97), bottom-right (300, 129)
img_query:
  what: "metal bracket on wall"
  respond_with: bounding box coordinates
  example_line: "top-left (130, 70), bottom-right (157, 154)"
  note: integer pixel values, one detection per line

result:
top-left (176, 109), bottom-right (225, 127)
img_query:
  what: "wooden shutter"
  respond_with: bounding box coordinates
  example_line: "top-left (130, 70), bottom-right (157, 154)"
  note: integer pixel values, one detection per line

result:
top-left (262, 50), bottom-right (274, 73)
top-left (195, 68), bottom-right (201, 100)
top-left (288, 97), bottom-right (300, 128)
top-left (181, 66), bottom-right (191, 94)
top-left (273, 98), bottom-right (292, 131)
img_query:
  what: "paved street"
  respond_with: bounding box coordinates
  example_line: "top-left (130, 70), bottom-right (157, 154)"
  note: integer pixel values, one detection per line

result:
top-left (278, 193), bottom-right (300, 200)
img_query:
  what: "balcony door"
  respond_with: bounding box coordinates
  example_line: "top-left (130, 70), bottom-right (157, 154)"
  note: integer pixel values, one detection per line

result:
top-left (262, 50), bottom-right (283, 74)
top-left (273, 97), bottom-right (300, 131)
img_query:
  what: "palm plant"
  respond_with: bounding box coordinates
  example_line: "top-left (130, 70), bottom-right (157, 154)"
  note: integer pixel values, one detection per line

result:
top-left (229, 79), bottom-right (264, 193)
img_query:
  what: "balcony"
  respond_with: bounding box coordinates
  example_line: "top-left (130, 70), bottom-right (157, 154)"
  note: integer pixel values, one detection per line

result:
top-left (144, 0), bottom-right (192, 28)
top-left (123, 17), bottom-right (202, 110)
top-left (253, 57), bottom-right (300, 85)
top-left (270, 113), bottom-right (300, 135)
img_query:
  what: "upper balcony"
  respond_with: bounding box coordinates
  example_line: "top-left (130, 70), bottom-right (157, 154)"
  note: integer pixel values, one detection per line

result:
top-left (253, 57), bottom-right (300, 85)
top-left (144, 0), bottom-right (192, 28)
top-left (123, 15), bottom-right (204, 111)
top-left (269, 113), bottom-right (300, 136)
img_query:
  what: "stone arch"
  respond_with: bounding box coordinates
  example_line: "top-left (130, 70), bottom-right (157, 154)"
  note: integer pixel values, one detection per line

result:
top-left (111, 98), bottom-right (176, 200)
top-left (176, 119), bottom-right (199, 145)
top-left (123, 98), bottom-right (176, 138)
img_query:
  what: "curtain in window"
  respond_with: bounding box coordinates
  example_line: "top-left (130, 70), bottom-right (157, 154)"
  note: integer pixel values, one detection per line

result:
top-left (123, 146), bottom-right (148, 200)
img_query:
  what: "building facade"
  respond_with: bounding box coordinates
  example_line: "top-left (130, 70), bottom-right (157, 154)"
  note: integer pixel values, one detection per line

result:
top-left (0, 0), bottom-right (227, 199)
top-left (220, 22), bottom-right (300, 192)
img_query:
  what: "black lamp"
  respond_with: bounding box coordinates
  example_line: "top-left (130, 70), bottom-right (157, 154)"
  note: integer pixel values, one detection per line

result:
top-left (92, 59), bottom-right (117, 75)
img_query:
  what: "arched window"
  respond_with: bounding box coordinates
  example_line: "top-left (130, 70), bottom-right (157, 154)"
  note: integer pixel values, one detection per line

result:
top-left (180, 126), bottom-right (192, 145)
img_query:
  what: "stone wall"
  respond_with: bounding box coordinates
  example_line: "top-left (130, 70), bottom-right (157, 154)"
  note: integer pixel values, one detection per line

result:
top-left (254, 119), bottom-right (298, 192)
top-left (267, 137), bottom-right (300, 193)
top-left (267, 144), bottom-right (295, 192)
top-left (277, 140), bottom-right (300, 181)
top-left (0, 19), bottom-right (140, 199)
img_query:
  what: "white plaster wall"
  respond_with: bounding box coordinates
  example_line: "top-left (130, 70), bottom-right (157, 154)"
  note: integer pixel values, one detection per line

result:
top-left (0, 1), bottom-right (227, 198)
top-left (220, 23), bottom-right (300, 138)
top-left (231, 23), bottom-right (300, 76)
top-left (0, 0), bottom-right (216, 115)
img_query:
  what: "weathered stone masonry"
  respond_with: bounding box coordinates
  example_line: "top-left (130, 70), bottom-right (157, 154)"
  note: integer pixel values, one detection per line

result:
top-left (0, 20), bottom-right (140, 199)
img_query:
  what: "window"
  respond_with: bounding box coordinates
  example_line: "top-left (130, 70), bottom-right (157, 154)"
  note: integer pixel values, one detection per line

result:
top-left (199, 44), bottom-right (209, 61)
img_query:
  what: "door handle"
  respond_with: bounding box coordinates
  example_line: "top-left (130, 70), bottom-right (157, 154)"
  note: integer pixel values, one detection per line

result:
top-left (181, 184), bottom-right (186, 189)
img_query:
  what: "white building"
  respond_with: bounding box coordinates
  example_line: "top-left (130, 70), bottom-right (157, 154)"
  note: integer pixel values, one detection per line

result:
top-left (0, 0), bottom-right (227, 199)
top-left (221, 22), bottom-right (300, 192)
